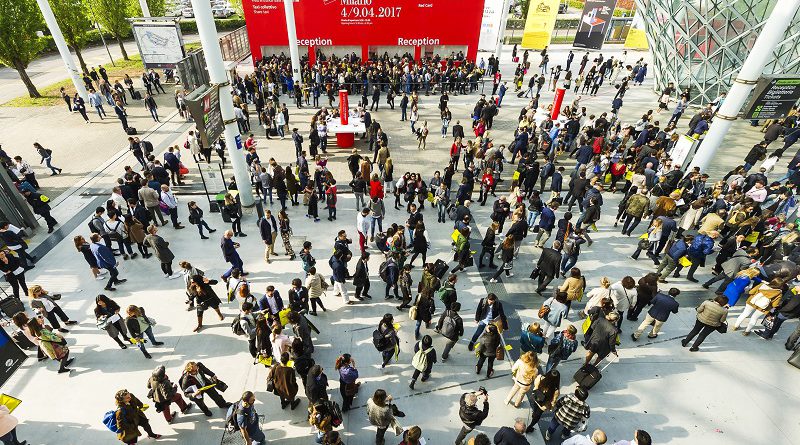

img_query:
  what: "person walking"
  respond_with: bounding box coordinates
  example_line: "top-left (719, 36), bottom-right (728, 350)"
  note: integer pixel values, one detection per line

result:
top-left (144, 93), bottom-right (159, 122)
top-left (278, 210), bottom-right (296, 259)
top-left (27, 317), bottom-right (73, 374)
top-left (159, 185), bottom-right (185, 229)
top-left (408, 334), bottom-right (436, 390)
top-left (144, 225), bottom-right (181, 279)
top-left (0, 403), bottom-right (27, 445)
top-left (94, 295), bottom-right (131, 349)
top-left (681, 296), bottom-right (729, 351)
top-left (74, 235), bottom-right (106, 280)
top-left (375, 314), bottom-right (399, 368)
top-left (733, 279), bottom-right (783, 335)
top-left (455, 388), bottom-right (489, 445)
top-left (544, 387), bottom-right (591, 441)
top-left (367, 389), bottom-right (402, 445)
top-left (34, 143), bottom-right (62, 175)
top-left (353, 253), bottom-right (372, 302)
top-left (188, 275), bottom-right (225, 332)
top-left (187, 201), bottom-right (216, 239)
top-left (534, 240), bottom-right (562, 295)
top-left (475, 324), bottom-right (501, 378)
top-left (467, 293), bottom-right (508, 351)
top-left (525, 369), bottom-right (561, 433)
top-left (436, 301), bottom-right (464, 361)
top-left (335, 354), bottom-right (359, 412)
top-left (546, 325), bottom-right (579, 372)
top-left (489, 235), bottom-right (515, 283)
top-left (304, 267), bottom-right (328, 315)
top-left (22, 190), bottom-right (58, 233)
top-left (221, 230), bottom-right (246, 281)
top-left (147, 365), bottom-right (192, 424)
top-left (28, 285), bottom-right (77, 332)
top-left (125, 305), bottom-right (163, 359)
top-left (90, 233), bottom-right (126, 291)
top-left (504, 351), bottom-right (539, 408)
top-left (583, 309), bottom-right (619, 367)
top-left (179, 361), bottom-right (232, 417)
top-left (540, 291), bottom-right (569, 339)
top-left (631, 288), bottom-right (680, 340)
top-left (113, 389), bottom-right (161, 443)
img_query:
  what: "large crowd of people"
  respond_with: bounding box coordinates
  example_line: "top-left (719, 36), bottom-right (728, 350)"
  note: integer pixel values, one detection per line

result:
top-left (3, 43), bottom-right (800, 445)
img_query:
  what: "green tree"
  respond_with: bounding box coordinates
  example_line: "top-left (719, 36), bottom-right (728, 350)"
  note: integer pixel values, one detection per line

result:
top-left (0, 0), bottom-right (46, 97)
top-left (89, 0), bottom-right (134, 60)
top-left (50, 0), bottom-right (92, 74)
top-left (145, 0), bottom-right (166, 17)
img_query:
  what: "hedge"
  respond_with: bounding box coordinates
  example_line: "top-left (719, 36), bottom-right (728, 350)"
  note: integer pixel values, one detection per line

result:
top-left (38, 17), bottom-right (246, 54)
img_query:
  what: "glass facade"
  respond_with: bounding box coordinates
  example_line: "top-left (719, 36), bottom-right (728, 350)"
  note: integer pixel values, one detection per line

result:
top-left (636, 0), bottom-right (800, 105)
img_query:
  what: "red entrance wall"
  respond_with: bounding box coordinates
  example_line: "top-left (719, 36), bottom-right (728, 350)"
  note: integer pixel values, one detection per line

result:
top-left (241, 0), bottom-right (486, 63)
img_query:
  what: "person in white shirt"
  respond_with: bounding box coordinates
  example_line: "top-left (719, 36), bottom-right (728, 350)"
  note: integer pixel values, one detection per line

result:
top-left (356, 208), bottom-right (370, 255)
top-left (562, 429), bottom-right (607, 445)
top-left (159, 184), bottom-right (184, 229)
top-left (745, 181), bottom-right (767, 203)
top-left (610, 277), bottom-right (637, 326)
top-left (612, 429), bottom-right (651, 445)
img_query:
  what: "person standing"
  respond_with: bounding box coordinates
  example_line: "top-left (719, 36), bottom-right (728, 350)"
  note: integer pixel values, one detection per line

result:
top-left (88, 89), bottom-right (106, 119)
top-left (632, 287), bottom-right (680, 341)
top-left (28, 285), bottom-right (77, 332)
top-left (268, 352), bottom-right (301, 410)
top-left (159, 185), bottom-right (184, 229)
top-left (612, 430), bottom-right (652, 445)
top-left (114, 100), bottom-right (129, 131)
top-left (187, 201), bottom-right (215, 239)
top-left (113, 390), bottom-right (161, 443)
top-left (353, 253), bottom-right (372, 301)
top-left (335, 354), bottom-right (359, 412)
top-left (34, 143), bottom-right (62, 175)
top-left (144, 225), bottom-right (181, 279)
top-left (494, 419), bottom-right (530, 445)
top-left (504, 351), bottom-right (539, 407)
top-left (0, 403), bottom-right (27, 445)
top-left (455, 388), bottom-right (489, 445)
top-left (147, 365), bottom-right (192, 424)
top-left (0, 250), bottom-right (28, 299)
top-left (236, 391), bottom-right (266, 445)
top-left (367, 389), bottom-right (402, 445)
top-left (733, 279), bottom-right (783, 335)
top-left (125, 305), bottom-right (163, 359)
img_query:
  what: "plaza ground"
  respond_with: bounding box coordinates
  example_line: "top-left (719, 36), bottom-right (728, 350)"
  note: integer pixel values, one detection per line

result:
top-left (2, 45), bottom-right (799, 444)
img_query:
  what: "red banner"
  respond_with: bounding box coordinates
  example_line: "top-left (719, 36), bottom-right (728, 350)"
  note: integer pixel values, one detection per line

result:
top-left (339, 90), bottom-right (349, 124)
top-left (551, 87), bottom-right (565, 120)
top-left (241, 0), bottom-right (486, 62)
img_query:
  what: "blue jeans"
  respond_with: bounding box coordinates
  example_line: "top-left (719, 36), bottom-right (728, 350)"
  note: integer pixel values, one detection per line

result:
top-left (437, 201), bottom-right (447, 221)
top-left (470, 321), bottom-right (487, 344)
top-left (44, 157), bottom-right (60, 174)
top-left (415, 320), bottom-right (423, 339)
top-left (560, 254), bottom-right (577, 275)
top-left (371, 217), bottom-right (383, 237)
top-left (527, 210), bottom-right (541, 228)
top-left (545, 355), bottom-right (562, 373)
top-left (223, 253), bottom-right (244, 279)
top-left (95, 105), bottom-right (106, 118)
top-left (546, 416), bottom-right (569, 438)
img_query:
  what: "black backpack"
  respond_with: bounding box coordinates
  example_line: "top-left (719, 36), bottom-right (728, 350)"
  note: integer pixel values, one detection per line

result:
top-left (378, 261), bottom-right (390, 282)
top-left (440, 311), bottom-right (460, 340)
top-left (224, 401), bottom-right (240, 433)
top-left (372, 329), bottom-right (388, 350)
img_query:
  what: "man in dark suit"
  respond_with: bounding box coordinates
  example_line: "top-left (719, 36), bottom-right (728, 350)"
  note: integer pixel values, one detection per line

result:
top-left (535, 240), bottom-right (562, 295)
top-left (179, 361), bottom-right (231, 416)
top-left (221, 230), bottom-right (245, 280)
top-left (452, 120), bottom-right (464, 140)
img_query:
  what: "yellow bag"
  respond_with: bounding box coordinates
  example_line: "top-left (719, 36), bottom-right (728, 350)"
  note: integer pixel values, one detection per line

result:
top-left (624, 170), bottom-right (634, 181)
top-left (744, 231), bottom-right (760, 243)
top-left (604, 173), bottom-right (612, 184)
top-left (678, 256), bottom-right (692, 267)
top-left (451, 229), bottom-right (461, 243)
top-left (581, 316), bottom-right (592, 334)
top-left (278, 307), bottom-right (291, 327)
top-left (512, 170), bottom-right (521, 181)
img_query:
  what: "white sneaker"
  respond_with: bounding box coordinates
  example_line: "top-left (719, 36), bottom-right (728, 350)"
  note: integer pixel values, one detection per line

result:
top-left (489, 278), bottom-right (498, 283)
top-left (169, 273), bottom-right (183, 279)
top-left (96, 276), bottom-right (106, 281)
top-left (507, 272), bottom-right (515, 277)
top-left (164, 274), bottom-right (170, 279)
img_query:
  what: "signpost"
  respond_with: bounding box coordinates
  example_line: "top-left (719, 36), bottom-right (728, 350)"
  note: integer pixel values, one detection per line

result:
top-left (184, 85), bottom-right (224, 147)
top-left (743, 76), bottom-right (800, 120)
top-left (130, 19), bottom-right (187, 69)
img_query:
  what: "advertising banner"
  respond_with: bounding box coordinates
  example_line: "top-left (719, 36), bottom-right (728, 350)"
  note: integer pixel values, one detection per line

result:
top-left (573, 0), bottom-right (617, 50)
top-left (743, 77), bottom-right (800, 120)
top-left (0, 327), bottom-right (27, 388)
top-left (478, 0), bottom-right (504, 52)
top-left (624, 11), bottom-right (649, 50)
top-left (185, 85), bottom-right (224, 147)
top-left (131, 22), bottom-right (186, 69)
top-left (241, 0), bottom-right (486, 62)
top-left (521, 0), bottom-right (559, 49)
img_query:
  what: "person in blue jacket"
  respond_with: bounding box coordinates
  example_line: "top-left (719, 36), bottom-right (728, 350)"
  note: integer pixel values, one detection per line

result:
top-left (90, 233), bottom-right (126, 291)
top-left (520, 322), bottom-right (545, 354)
top-left (657, 234), bottom-right (693, 282)
top-left (534, 202), bottom-right (558, 247)
top-left (632, 288), bottom-right (680, 340)
top-left (674, 230), bottom-right (718, 282)
top-left (221, 230), bottom-right (245, 281)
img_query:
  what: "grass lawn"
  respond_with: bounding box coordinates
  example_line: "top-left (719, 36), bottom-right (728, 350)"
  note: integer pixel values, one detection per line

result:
top-left (3, 41), bottom-right (203, 108)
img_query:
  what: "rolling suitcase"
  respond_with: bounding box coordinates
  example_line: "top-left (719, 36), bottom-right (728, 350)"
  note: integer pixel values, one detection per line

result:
top-left (0, 297), bottom-right (25, 318)
top-left (516, 91), bottom-right (525, 98)
top-left (433, 259), bottom-right (448, 279)
top-left (789, 347), bottom-right (800, 370)
top-left (125, 127), bottom-right (138, 135)
top-left (573, 364), bottom-right (602, 389)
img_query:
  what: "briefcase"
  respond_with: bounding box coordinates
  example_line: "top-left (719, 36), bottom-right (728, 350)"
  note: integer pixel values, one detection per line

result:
top-left (433, 259), bottom-right (448, 279)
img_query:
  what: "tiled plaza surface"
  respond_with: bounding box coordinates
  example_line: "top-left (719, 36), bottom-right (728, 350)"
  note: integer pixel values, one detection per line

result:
top-left (3, 45), bottom-right (799, 444)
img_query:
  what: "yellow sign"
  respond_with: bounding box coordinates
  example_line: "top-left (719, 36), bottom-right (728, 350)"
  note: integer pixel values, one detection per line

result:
top-left (521, 0), bottom-right (560, 49)
top-left (624, 13), bottom-right (649, 50)
top-left (0, 394), bottom-right (21, 413)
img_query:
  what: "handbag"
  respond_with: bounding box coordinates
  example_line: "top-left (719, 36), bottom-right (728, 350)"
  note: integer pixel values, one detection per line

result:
top-left (529, 267), bottom-right (541, 279)
top-left (750, 293), bottom-right (771, 311)
top-left (503, 261), bottom-right (514, 270)
top-left (495, 345), bottom-right (505, 361)
top-left (344, 382), bottom-right (360, 396)
top-left (763, 314), bottom-right (776, 331)
top-left (179, 164), bottom-right (189, 175)
top-left (715, 321), bottom-right (728, 334)
top-left (538, 302), bottom-right (551, 319)
top-left (213, 378), bottom-right (228, 392)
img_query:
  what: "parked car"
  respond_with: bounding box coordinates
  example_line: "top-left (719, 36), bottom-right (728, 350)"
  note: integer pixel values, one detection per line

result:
top-left (211, 5), bottom-right (234, 17)
top-left (182, 7), bottom-right (195, 18)
top-left (557, 2), bottom-right (568, 13)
